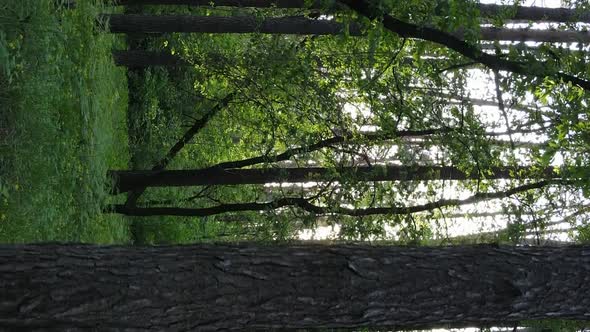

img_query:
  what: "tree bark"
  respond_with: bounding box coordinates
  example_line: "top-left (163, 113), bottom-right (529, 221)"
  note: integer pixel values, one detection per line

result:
top-left (2, 244), bottom-right (590, 330)
top-left (104, 15), bottom-right (590, 43)
top-left (478, 3), bottom-right (590, 24)
top-left (108, 165), bottom-right (561, 192)
top-left (114, 1), bottom-right (590, 24)
top-left (477, 28), bottom-right (590, 44)
top-left (112, 50), bottom-right (422, 68)
top-left (104, 14), bottom-right (363, 35)
top-left (104, 13), bottom-right (590, 91)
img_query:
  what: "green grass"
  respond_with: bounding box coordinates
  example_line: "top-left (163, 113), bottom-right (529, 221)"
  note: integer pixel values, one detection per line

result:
top-left (0, 0), bottom-right (131, 243)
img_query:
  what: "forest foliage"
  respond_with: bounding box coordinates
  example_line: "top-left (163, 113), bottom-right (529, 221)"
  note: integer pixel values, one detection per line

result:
top-left (0, 0), bottom-right (130, 243)
top-left (1, 0), bottom-right (590, 247)
top-left (120, 0), bottom-right (590, 245)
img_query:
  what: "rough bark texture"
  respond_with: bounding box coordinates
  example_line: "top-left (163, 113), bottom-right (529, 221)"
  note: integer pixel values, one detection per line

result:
top-left (104, 14), bottom-right (363, 35)
top-left (2, 244), bottom-right (590, 330)
top-left (108, 165), bottom-right (560, 192)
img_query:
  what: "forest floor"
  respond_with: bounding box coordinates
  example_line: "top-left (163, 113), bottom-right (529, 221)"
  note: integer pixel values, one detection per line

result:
top-left (0, 0), bottom-right (131, 243)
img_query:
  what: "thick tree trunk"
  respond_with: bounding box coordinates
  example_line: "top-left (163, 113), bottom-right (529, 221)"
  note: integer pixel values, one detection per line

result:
top-left (114, 1), bottom-right (590, 24)
top-left (104, 14), bottom-right (590, 43)
top-left (2, 244), bottom-right (590, 330)
top-left (108, 165), bottom-right (560, 193)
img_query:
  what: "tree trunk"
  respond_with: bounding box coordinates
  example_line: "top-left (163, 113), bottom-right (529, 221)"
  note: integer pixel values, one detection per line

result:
top-left (115, 0), bottom-right (331, 7)
top-left (478, 3), bottom-right (590, 24)
top-left (114, 1), bottom-right (590, 24)
top-left (478, 28), bottom-right (590, 44)
top-left (112, 50), bottom-right (190, 67)
top-left (110, 180), bottom-right (552, 216)
top-left (104, 14), bottom-right (363, 35)
top-left (104, 14), bottom-right (590, 43)
top-left (2, 244), bottom-right (590, 330)
top-left (109, 165), bottom-right (561, 193)
top-left (111, 50), bottom-right (424, 68)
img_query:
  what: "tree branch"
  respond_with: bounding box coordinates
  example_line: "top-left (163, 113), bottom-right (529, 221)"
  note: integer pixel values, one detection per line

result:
top-left (122, 94), bottom-right (233, 207)
top-left (338, 0), bottom-right (590, 91)
top-left (111, 180), bottom-right (554, 216)
top-left (204, 128), bottom-right (446, 170)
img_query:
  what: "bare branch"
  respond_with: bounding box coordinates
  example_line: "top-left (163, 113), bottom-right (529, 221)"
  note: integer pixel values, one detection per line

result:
top-left (111, 180), bottom-right (554, 216)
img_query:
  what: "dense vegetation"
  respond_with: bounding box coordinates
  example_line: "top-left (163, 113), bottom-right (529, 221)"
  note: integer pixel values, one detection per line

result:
top-left (2, 0), bottom-right (590, 330)
top-left (0, 0), bottom-right (130, 243)
top-left (2, 1), bottom-right (590, 246)
top-left (118, 0), bottom-right (590, 245)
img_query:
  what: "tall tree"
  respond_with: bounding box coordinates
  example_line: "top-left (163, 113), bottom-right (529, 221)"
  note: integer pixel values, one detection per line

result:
top-left (105, 15), bottom-right (590, 43)
top-left (112, 180), bottom-right (554, 216)
top-left (109, 165), bottom-right (562, 192)
top-left (477, 3), bottom-right (590, 23)
top-left (105, 15), bottom-right (364, 35)
top-left (115, 0), bottom-right (590, 24)
top-left (2, 244), bottom-right (590, 330)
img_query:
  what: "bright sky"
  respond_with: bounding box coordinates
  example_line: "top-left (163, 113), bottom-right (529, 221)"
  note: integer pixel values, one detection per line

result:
top-left (295, 0), bottom-right (589, 246)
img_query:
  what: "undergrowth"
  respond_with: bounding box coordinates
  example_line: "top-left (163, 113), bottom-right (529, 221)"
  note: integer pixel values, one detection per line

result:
top-left (0, 0), bottom-right (131, 243)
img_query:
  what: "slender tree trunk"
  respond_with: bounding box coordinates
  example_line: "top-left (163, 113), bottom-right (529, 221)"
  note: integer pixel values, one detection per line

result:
top-left (2, 244), bottom-right (590, 330)
top-left (477, 28), bottom-right (590, 44)
top-left (115, 0), bottom-right (327, 7)
top-left (104, 14), bottom-right (590, 43)
top-left (108, 165), bottom-right (561, 193)
top-left (478, 3), bottom-right (590, 23)
top-left (110, 180), bottom-right (553, 216)
top-left (104, 14), bottom-right (363, 35)
top-left (111, 50), bottom-right (429, 68)
top-left (112, 50), bottom-right (190, 67)
top-left (114, 0), bottom-right (590, 24)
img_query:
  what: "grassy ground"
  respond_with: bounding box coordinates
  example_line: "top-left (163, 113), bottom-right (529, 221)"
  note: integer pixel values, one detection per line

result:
top-left (0, 0), bottom-right (131, 243)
